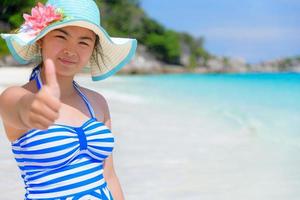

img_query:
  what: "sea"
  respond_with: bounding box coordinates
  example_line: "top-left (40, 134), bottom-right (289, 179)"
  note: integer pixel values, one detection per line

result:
top-left (0, 70), bottom-right (299, 199)
top-left (80, 72), bottom-right (300, 200)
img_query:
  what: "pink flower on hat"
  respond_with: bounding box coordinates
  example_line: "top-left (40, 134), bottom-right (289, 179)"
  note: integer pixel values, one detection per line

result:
top-left (20, 2), bottom-right (63, 35)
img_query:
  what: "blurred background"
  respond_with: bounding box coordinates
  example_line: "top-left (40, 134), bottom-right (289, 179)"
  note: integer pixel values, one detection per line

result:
top-left (0, 0), bottom-right (300, 199)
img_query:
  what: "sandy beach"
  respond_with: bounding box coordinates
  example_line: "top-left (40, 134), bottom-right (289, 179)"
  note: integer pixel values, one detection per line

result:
top-left (0, 67), bottom-right (300, 200)
top-left (0, 66), bottom-right (199, 199)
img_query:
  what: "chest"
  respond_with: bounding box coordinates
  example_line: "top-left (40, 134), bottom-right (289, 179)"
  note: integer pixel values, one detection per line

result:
top-left (55, 102), bottom-right (105, 127)
top-left (12, 119), bottom-right (115, 170)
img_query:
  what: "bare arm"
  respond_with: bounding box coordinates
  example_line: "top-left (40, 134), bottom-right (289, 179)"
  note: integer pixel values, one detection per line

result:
top-left (0, 86), bottom-right (34, 130)
top-left (104, 154), bottom-right (125, 200)
top-left (94, 93), bottom-right (125, 200)
top-left (0, 59), bottom-right (61, 141)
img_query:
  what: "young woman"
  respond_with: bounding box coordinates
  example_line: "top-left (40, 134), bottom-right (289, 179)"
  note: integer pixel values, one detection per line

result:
top-left (0, 0), bottom-right (137, 199)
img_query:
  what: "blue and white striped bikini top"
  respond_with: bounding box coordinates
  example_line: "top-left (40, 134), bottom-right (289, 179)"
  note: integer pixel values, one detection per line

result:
top-left (11, 65), bottom-right (115, 173)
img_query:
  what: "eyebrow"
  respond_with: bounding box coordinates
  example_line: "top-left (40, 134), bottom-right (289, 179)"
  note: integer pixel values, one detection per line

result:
top-left (54, 29), bottom-right (94, 41)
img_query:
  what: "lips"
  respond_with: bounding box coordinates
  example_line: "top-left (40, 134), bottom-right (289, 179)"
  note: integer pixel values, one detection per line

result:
top-left (58, 57), bottom-right (77, 65)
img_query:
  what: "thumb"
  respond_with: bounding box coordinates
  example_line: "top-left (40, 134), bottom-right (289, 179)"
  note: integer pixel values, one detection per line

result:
top-left (45, 59), bottom-right (60, 98)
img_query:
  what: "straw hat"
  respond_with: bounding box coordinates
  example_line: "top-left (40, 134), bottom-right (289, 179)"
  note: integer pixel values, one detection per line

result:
top-left (0, 0), bottom-right (137, 81)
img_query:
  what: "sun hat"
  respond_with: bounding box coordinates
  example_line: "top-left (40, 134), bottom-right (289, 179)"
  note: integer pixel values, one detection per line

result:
top-left (0, 0), bottom-right (137, 81)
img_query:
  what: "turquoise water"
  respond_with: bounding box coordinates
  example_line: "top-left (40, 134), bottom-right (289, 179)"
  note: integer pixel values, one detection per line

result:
top-left (97, 72), bottom-right (300, 145)
top-left (1, 70), bottom-right (299, 199)
top-left (80, 72), bottom-right (300, 199)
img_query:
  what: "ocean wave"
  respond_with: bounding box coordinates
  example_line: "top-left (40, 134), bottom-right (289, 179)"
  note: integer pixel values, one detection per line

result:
top-left (89, 87), bottom-right (146, 104)
top-left (213, 106), bottom-right (264, 137)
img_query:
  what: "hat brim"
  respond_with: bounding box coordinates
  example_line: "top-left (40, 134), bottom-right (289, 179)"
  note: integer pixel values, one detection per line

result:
top-left (1, 19), bottom-right (137, 81)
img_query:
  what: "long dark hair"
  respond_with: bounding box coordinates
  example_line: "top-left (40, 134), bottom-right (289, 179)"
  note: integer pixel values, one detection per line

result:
top-left (90, 35), bottom-right (109, 73)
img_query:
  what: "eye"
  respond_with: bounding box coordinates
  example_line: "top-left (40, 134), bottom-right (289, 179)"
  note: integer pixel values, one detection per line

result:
top-left (79, 41), bottom-right (90, 46)
top-left (55, 35), bottom-right (66, 40)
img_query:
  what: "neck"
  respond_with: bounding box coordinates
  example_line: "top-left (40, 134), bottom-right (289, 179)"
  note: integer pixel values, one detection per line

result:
top-left (39, 65), bottom-right (76, 99)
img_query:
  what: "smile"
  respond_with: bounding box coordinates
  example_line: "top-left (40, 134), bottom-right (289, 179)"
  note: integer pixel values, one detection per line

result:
top-left (58, 57), bottom-right (77, 65)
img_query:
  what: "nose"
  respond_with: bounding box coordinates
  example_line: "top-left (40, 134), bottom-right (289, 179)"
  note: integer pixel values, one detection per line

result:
top-left (63, 49), bottom-right (76, 57)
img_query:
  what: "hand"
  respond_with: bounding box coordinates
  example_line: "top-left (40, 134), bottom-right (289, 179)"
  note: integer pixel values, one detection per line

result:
top-left (24, 59), bottom-right (61, 130)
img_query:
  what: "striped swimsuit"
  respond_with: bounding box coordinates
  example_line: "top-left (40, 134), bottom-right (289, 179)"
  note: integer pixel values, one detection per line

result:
top-left (11, 66), bottom-right (115, 200)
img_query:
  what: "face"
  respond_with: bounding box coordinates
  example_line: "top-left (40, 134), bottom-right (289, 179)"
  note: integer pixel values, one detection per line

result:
top-left (39, 26), bottom-right (96, 77)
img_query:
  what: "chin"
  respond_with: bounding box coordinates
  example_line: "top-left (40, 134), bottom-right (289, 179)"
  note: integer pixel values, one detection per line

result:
top-left (55, 64), bottom-right (78, 76)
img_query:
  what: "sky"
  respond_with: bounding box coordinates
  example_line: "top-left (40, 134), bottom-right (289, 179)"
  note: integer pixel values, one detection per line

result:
top-left (141, 0), bottom-right (300, 63)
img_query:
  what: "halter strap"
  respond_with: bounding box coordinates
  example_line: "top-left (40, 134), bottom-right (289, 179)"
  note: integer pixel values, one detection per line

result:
top-left (30, 65), bottom-right (96, 119)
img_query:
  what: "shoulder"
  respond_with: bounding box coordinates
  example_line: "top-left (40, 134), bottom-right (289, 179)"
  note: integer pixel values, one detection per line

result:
top-left (0, 81), bottom-right (35, 105)
top-left (0, 81), bottom-right (36, 141)
top-left (78, 86), bottom-right (111, 122)
top-left (78, 86), bottom-right (109, 108)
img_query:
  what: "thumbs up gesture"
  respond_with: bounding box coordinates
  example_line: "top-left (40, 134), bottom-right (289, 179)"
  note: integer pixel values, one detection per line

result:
top-left (43, 59), bottom-right (61, 99)
top-left (24, 59), bottom-right (62, 130)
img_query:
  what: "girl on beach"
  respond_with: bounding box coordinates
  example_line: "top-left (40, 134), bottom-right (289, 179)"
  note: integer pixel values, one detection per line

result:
top-left (0, 0), bottom-right (137, 199)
